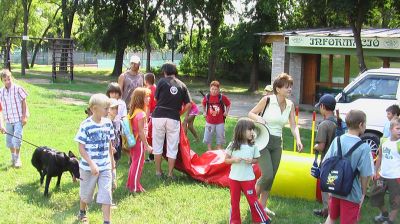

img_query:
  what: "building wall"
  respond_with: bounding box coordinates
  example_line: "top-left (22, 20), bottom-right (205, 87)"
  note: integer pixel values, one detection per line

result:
top-left (271, 41), bottom-right (303, 104)
top-left (288, 53), bottom-right (302, 104)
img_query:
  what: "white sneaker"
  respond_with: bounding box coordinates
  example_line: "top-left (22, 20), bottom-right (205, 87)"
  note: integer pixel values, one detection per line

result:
top-left (11, 154), bottom-right (16, 167)
top-left (264, 207), bottom-right (275, 216)
top-left (14, 156), bottom-right (22, 168)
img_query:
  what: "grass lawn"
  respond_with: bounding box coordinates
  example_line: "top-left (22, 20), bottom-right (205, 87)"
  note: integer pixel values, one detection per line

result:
top-left (0, 68), bottom-right (380, 223)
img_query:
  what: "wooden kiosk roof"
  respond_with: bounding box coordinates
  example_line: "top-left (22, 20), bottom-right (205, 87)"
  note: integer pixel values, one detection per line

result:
top-left (255, 28), bottom-right (400, 57)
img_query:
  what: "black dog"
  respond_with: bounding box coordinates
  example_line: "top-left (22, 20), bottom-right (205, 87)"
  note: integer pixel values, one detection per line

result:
top-left (31, 147), bottom-right (80, 196)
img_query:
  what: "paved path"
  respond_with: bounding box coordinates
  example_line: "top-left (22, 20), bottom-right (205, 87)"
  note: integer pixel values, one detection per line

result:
top-left (192, 92), bottom-right (322, 130)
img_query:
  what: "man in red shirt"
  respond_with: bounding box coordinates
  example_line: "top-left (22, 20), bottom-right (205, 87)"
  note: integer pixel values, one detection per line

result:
top-left (202, 81), bottom-right (231, 151)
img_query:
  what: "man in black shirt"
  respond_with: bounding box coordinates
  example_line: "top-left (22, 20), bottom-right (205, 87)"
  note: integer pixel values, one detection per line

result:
top-left (152, 63), bottom-right (191, 178)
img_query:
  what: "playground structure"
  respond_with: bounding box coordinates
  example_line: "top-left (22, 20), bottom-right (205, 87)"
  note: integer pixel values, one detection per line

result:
top-left (2, 36), bottom-right (74, 81)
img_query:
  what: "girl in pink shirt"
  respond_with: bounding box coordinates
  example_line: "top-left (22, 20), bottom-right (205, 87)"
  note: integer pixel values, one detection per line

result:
top-left (126, 88), bottom-right (152, 193)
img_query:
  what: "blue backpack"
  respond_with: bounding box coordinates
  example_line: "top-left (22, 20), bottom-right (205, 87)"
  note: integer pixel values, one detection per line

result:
top-left (319, 137), bottom-right (364, 196)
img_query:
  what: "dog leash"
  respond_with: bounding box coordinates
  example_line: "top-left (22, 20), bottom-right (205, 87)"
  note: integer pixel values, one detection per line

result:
top-left (3, 131), bottom-right (41, 148)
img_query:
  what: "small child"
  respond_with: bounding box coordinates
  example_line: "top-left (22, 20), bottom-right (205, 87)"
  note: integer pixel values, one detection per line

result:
top-left (264, 85), bottom-right (273, 96)
top-left (383, 104), bottom-right (400, 138)
top-left (183, 101), bottom-right (200, 142)
top-left (106, 82), bottom-right (127, 161)
top-left (202, 80), bottom-right (231, 150)
top-left (0, 69), bottom-right (28, 168)
top-left (106, 82), bottom-right (127, 121)
top-left (108, 99), bottom-right (120, 191)
top-left (312, 94), bottom-right (338, 218)
top-left (371, 117), bottom-right (400, 224)
top-left (323, 110), bottom-right (374, 224)
top-left (225, 118), bottom-right (270, 224)
top-left (126, 87), bottom-right (153, 193)
top-left (144, 73), bottom-right (156, 163)
top-left (75, 94), bottom-right (115, 224)
top-left (144, 73), bottom-right (156, 115)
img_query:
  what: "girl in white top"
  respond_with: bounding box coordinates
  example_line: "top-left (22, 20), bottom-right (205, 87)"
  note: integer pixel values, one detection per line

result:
top-left (225, 118), bottom-right (270, 224)
top-left (248, 73), bottom-right (303, 216)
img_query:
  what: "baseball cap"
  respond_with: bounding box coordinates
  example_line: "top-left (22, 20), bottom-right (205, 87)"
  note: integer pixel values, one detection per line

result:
top-left (315, 94), bottom-right (336, 109)
top-left (130, 55), bottom-right (140, 64)
top-left (109, 98), bottom-right (119, 108)
top-left (264, 85), bottom-right (273, 92)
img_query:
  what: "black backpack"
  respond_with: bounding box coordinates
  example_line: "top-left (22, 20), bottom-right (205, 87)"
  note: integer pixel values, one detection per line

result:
top-left (319, 137), bottom-right (364, 196)
top-left (205, 93), bottom-right (225, 114)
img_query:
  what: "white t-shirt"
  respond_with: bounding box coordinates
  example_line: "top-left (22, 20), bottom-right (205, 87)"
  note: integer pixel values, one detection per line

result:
top-left (226, 144), bottom-right (260, 181)
top-left (380, 139), bottom-right (400, 179)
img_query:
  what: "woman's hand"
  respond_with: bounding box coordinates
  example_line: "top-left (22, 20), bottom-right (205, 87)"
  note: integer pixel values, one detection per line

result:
top-left (296, 141), bottom-right (303, 153)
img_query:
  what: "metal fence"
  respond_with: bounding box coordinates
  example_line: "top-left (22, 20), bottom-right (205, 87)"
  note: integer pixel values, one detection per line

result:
top-left (9, 50), bottom-right (183, 69)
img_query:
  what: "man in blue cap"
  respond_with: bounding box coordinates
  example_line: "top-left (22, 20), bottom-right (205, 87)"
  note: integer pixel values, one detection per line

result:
top-left (313, 94), bottom-right (338, 218)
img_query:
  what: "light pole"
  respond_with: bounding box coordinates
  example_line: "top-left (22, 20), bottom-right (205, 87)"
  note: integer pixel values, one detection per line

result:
top-left (166, 31), bottom-right (184, 62)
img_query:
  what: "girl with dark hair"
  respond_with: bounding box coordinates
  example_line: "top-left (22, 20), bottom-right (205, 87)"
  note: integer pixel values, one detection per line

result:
top-left (225, 118), bottom-right (270, 224)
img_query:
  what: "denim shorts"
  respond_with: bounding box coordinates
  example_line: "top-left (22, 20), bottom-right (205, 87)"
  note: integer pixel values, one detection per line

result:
top-left (5, 122), bottom-right (23, 149)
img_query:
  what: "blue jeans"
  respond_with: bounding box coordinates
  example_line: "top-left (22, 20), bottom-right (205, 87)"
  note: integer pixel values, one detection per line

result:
top-left (5, 122), bottom-right (23, 149)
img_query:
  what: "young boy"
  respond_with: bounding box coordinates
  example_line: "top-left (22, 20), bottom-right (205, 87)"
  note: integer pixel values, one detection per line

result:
top-left (108, 99), bottom-right (120, 191)
top-left (75, 94), bottom-right (115, 224)
top-left (144, 73), bottom-right (156, 163)
top-left (202, 80), bottom-right (231, 150)
top-left (323, 109), bottom-right (374, 224)
top-left (371, 117), bottom-right (400, 224)
top-left (313, 94), bottom-right (338, 218)
top-left (0, 69), bottom-right (28, 168)
top-left (383, 104), bottom-right (400, 138)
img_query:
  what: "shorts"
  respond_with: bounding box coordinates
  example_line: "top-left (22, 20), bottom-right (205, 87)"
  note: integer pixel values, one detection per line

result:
top-left (5, 122), bottom-right (23, 149)
top-left (79, 168), bottom-right (112, 205)
top-left (203, 122), bottom-right (225, 145)
top-left (152, 118), bottom-right (180, 159)
top-left (370, 177), bottom-right (400, 210)
top-left (329, 196), bottom-right (361, 224)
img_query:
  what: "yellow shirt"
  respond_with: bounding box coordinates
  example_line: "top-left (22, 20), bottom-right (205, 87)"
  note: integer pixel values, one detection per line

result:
top-left (262, 94), bottom-right (293, 137)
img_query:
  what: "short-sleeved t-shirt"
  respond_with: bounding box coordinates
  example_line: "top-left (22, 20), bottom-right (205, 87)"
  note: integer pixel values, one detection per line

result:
top-left (379, 138), bottom-right (400, 179)
top-left (74, 117), bottom-right (115, 171)
top-left (383, 120), bottom-right (391, 138)
top-left (316, 116), bottom-right (337, 160)
top-left (226, 144), bottom-right (260, 181)
top-left (322, 133), bottom-right (374, 203)
top-left (121, 72), bottom-right (143, 106)
top-left (202, 94), bottom-right (231, 124)
top-left (152, 76), bottom-right (191, 121)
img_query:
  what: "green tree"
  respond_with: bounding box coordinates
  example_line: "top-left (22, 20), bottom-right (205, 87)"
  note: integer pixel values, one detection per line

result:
top-left (80, 0), bottom-right (144, 76)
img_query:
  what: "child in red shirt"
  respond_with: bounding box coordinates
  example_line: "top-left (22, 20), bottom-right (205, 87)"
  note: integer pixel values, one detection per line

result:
top-left (202, 81), bottom-right (231, 150)
top-left (144, 73), bottom-right (156, 163)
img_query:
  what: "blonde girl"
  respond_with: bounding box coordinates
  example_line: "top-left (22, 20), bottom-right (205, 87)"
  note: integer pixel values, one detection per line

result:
top-left (126, 87), bottom-right (152, 193)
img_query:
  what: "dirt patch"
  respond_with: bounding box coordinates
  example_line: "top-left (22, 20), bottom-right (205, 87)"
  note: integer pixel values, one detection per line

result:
top-left (60, 97), bottom-right (87, 106)
top-left (20, 78), bottom-right (51, 84)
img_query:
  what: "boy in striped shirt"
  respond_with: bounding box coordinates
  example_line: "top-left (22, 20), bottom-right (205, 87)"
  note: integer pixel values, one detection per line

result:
top-left (0, 69), bottom-right (28, 168)
top-left (75, 94), bottom-right (115, 224)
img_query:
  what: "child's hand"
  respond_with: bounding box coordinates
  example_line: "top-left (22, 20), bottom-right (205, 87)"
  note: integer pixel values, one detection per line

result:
top-left (233, 157), bottom-right (242, 163)
top-left (296, 142), bottom-right (304, 153)
top-left (22, 116), bottom-right (27, 126)
top-left (90, 164), bottom-right (99, 176)
top-left (145, 144), bottom-right (153, 153)
top-left (244, 158), bottom-right (253, 164)
top-left (0, 126), bottom-right (5, 134)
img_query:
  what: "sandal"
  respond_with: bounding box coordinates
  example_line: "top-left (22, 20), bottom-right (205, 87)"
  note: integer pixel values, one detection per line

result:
top-left (78, 213), bottom-right (89, 223)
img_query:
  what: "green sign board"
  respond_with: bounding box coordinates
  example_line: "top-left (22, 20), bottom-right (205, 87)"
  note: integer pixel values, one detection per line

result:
top-left (288, 36), bottom-right (400, 49)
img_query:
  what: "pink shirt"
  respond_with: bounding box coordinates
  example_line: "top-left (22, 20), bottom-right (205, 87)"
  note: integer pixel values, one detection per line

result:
top-left (0, 84), bottom-right (28, 123)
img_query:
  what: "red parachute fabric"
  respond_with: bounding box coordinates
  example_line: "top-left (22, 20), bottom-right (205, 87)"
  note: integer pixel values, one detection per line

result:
top-left (148, 120), bottom-right (261, 187)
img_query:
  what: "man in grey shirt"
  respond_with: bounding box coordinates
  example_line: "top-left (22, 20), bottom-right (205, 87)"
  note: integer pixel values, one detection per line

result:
top-left (118, 55), bottom-right (143, 107)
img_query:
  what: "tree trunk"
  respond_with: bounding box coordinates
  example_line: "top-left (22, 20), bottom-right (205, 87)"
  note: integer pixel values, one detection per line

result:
top-left (207, 25), bottom-right (219, 84)
top-left (112, 42), bottom-right (126, 77)
top-left (21, 0), bottom-right (30, 74)
top-left (31, 7), bottom-right (61, 68)
top-left (350, 17), bottom-right (367, 73)
top-left (249, 36), bottom-right (260, 92)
